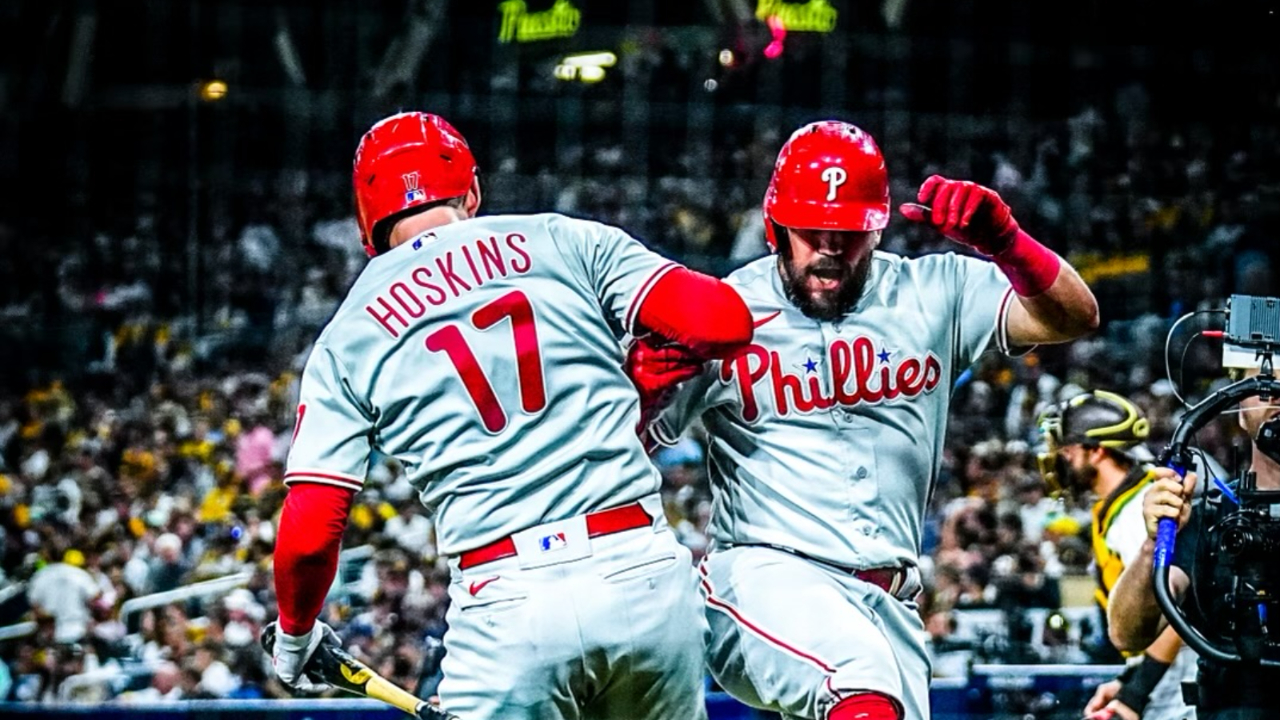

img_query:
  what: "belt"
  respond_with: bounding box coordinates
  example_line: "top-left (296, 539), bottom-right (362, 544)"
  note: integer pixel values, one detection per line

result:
top-left (459, 503), bottom-right (653, 570)
top-left (743, 543), bottom-right (910, 598)
top-left (853, 566), bottom-right (909, 597)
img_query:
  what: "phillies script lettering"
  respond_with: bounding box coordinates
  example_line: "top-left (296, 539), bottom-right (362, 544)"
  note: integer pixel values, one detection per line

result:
top-left (366, 233), bottom-right (533, 338)
top-left (721, 336), bottom-right (942, 421)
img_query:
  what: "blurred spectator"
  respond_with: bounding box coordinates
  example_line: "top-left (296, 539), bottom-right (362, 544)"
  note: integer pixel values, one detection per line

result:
top-left (27, 549), bottom-right (102, 643)
top-left (221, 589), bottom-right (266, 650)
top-left (383, 504), bottom-right (434, 559)
top-left (234, 415), bottom-right (278, 496)
top-left (120, 661), bottom-right (183, 703)
top-left (188, 640), bottom-right (237, 698)
top-left (1013, 475), bottom-right (1058, 543)
top-left (147, 533), bottom-right (188, 594)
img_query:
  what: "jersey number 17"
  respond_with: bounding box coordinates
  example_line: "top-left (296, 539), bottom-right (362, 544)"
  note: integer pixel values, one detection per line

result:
top-left (426, 290), bottom-right (547, 433)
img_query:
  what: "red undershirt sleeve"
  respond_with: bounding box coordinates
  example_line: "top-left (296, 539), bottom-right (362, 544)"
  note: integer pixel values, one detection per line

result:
top-left (273, 482), bottom-right (355, 635)
top-left (635, 268), bottom-right (753, 359)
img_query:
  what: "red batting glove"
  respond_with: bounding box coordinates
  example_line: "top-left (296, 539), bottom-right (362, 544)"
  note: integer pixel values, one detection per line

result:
top-left (900, 175), bottom-right (1020, 256)
top-left (625, 338), bottom-right (704, 432)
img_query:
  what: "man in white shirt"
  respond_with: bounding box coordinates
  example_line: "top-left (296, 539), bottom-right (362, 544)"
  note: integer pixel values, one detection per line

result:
top-left (27, 550), bottom-right (102, 643)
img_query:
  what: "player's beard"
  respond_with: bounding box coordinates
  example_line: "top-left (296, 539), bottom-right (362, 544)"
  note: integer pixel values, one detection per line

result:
top-left (1066, 459), bottom-right (1099, 495)
top-left (778, 249), bottom-right (873, 322)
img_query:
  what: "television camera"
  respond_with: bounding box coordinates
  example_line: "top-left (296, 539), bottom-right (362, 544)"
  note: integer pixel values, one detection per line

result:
top-left (1156, 294), bottom-right (1280, 667)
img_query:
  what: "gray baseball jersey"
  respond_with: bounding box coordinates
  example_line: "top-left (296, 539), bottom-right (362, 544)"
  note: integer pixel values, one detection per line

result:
top-left (653, 250), bottom-right (1015, 569)
top-left (656, 249), bottom-right (1015, 719)
top-left (285, 213), bottom-right (677, 556)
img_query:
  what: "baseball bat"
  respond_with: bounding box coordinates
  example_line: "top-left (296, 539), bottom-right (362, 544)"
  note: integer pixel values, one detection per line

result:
top-left (261, 624), bottom-right (455, 720)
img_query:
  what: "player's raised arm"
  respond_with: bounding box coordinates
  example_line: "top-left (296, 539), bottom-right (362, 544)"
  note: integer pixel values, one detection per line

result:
top-left (901, 176), bottom-right (1099, 347)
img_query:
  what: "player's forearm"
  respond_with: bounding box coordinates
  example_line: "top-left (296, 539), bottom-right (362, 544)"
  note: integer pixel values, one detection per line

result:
top-left (637, 268), bottom-right (753, 359)
top-left (1008, 251), bottom-right (1100, 344)
top-left (274, 483), bottom-right (355, 635)
top-left (1108, 538), bottom-right (1165, 652)
top-left (1144, 624), bottom-right (1184, 664)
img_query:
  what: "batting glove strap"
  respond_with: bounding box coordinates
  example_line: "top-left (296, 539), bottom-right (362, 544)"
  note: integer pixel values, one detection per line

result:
top-left (1114, 653), bottom-right (1172, 715)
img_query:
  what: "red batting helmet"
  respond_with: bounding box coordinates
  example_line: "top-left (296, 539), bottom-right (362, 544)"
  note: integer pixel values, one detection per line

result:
top-left (353, 112), bottom-right (478, 257)
top-left (762, 121), bottom-right (890, 252)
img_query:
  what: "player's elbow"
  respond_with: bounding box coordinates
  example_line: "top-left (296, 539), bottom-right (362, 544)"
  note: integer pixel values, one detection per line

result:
top-left (1109, 622), bottom-right (1152, 655)
top-left (1107, 602), bottom-right (1153, 653)
top-left (1055, 304), bottom-right (1100, 343)
top-left (1059, 275), bottom-right (1101, 338)
top-left (685, 281), bottom-right (753, 359)
top-left (1077, 293), bottom-right (1101, 334)
top-left (1108, 621), bottom-right (1135, 653)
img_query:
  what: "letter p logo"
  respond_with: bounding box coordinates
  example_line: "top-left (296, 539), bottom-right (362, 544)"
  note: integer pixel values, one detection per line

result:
top-left (820, 166), bottom-right (848, 202)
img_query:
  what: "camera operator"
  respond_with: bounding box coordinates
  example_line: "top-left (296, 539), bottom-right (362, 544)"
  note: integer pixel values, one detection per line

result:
top-left (1108, 367), bottom-right (1280, 720)
top-left (1038, 391), bottom-right (1196, 720)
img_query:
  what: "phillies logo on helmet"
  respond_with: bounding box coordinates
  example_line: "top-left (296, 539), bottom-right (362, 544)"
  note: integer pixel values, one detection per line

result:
top-left (402, 171), bottom-right (426, 203)
top-left (760, 121), bottom-right (891, 252)
top-left (821, 166), bottom-right (847, 201)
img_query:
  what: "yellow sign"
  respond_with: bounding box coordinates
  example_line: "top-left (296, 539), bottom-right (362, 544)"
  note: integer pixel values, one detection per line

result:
top-left (1074, 252), bottom-right (1152, 285)
top-left (498, 0), bottom-right (581, 44)
top-left (756, 0), bottom-right (839, 33)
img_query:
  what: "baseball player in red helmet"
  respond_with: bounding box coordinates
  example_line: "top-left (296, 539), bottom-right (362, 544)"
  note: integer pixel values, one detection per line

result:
top-left (630, 120), bottom-right (1100, 720)
top-left (267, 111), bottom-right (755, 719)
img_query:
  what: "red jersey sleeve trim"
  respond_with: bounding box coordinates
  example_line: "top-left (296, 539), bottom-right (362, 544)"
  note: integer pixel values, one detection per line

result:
top-left (995, 286), bottom-right (1035, 357)
top-left (625, 261), bottom-right (679, 335)
top-left (283, 470), bottom-right (364, 492)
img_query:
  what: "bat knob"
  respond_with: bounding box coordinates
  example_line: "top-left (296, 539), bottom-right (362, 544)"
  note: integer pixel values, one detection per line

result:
top-left (260, 622), bottom-right (278, 654)
top-left (418, 704), bottom-right (456, 720)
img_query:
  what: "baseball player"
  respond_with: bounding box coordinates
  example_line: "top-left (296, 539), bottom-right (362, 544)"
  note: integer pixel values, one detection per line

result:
top-left (634, 120), bottom-right (1100, 720)
top-left (1038, 391), bottom-right (1196, 720)
top-left (266, 111), bottom-right (755, 720)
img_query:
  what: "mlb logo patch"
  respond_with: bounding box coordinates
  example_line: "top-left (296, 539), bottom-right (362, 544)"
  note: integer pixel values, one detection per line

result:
top-left (539, 532), bottom-right (568, 552)
top-left (401, 171), bottom-right (425, 204)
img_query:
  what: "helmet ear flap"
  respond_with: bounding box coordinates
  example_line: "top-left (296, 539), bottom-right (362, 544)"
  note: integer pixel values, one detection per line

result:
top-left (763, 214), bottom-right (785, 254)
top-left (762, 189), bottom-right (778, 253)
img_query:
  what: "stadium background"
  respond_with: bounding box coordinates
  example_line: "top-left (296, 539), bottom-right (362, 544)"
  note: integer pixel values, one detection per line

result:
top-left (1, 0), bottom-right (1279, 717)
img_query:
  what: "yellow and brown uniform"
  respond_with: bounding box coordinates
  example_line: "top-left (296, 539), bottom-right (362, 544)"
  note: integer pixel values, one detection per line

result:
top-left (1091, 464), bottom-right (1158, 612)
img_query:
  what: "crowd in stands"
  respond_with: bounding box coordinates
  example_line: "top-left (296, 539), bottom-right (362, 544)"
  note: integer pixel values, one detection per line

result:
top-left (1, 88), bottom-right (1277, 702)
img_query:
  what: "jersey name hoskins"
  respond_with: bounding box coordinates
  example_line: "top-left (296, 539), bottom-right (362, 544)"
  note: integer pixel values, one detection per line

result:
top-left (365, 233), bottom-right (533, 338)
top-left (720, 335), bottom-right (943, 421)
